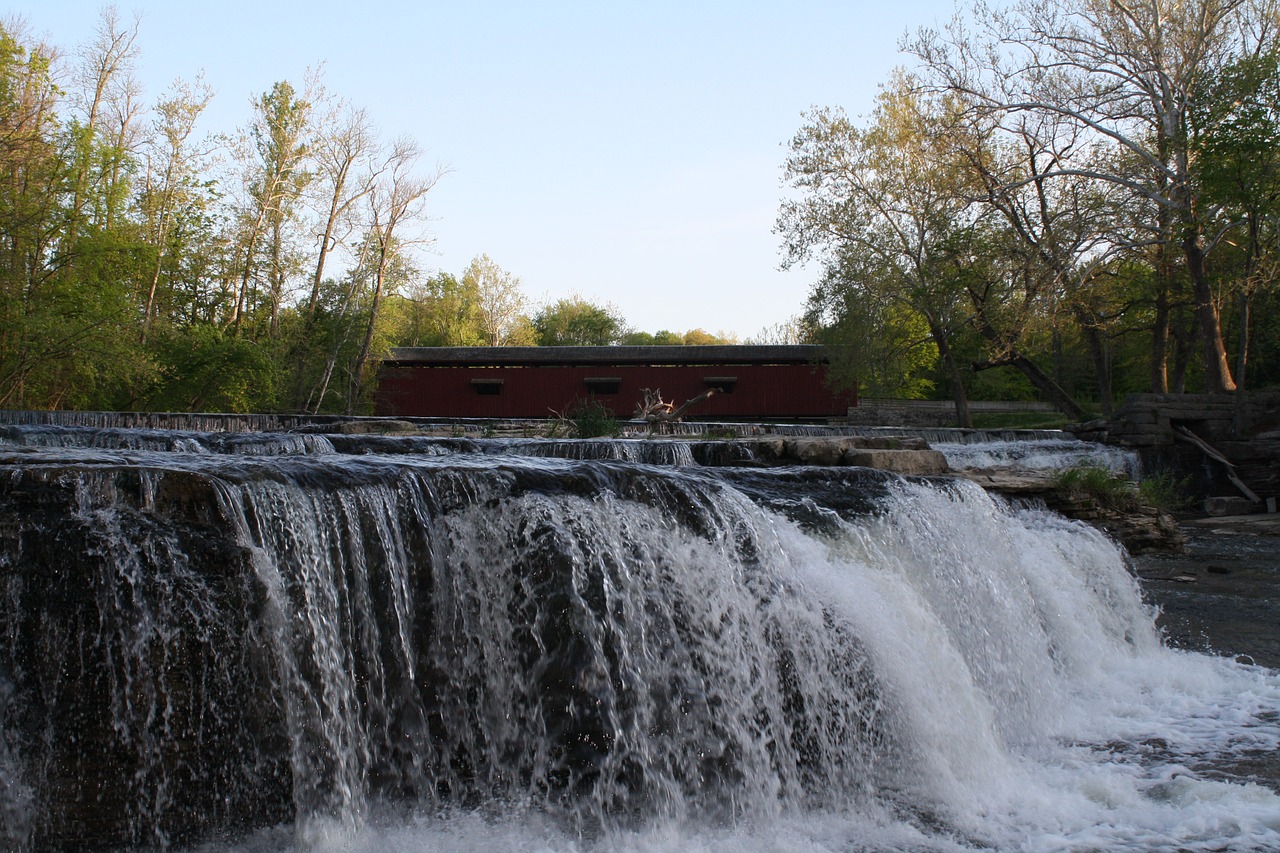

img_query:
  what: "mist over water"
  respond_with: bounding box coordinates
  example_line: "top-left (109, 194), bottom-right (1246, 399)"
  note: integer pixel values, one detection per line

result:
top-left (0, 426), bottom-right (1276, 851)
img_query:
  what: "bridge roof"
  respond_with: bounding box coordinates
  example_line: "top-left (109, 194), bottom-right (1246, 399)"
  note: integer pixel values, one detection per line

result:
top-left (385, 345), bottom-right (827, 368)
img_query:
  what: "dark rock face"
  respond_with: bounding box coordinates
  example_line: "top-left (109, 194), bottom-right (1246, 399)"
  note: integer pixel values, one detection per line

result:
top-left (0, 454), bottom-right (890, 849)
top-left (0, 468), bottom-right (293, 849)
top-left (696, 436), bottom-right (950, 475)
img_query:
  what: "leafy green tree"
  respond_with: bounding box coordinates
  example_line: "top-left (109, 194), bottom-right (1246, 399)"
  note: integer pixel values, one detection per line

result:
top-left (141, 324), bottom-right (278, 412)
top-left (909, 0), bottom-right (1278, 394)
top-left (533, 295), bottom-right (625, 345)
top-left (227, 78), bottom-right (314, 335)
top-left (1192, 49), bottom-right (1280, 396)
top-left (779, 75), bottom-right (981, 424)
top-left (680, 328), bottom-right (735, 345)
top-left (805, 253), bottom-right (938, 399)
top-left (393, 272), bottom-right (485, 346)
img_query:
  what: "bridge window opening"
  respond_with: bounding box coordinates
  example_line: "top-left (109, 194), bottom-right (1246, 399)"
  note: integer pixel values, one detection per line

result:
top-left (471, 378), bottom-right (504, 396)
top-left (703, 376), bottom-right (737, 394)
top-left (584, 377), bottom-right (621, 395)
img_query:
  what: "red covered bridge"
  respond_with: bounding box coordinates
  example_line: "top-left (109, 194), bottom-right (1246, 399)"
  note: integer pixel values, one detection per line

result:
top-left (374, 345), bottom-right (857, 420)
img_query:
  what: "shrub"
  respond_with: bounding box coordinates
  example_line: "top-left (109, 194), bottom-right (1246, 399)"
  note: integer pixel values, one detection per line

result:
top-left (566, 398), bottom-right (621, 438)
top-left (1052, 464), bottom-right (1139, 511)
top-left (1137, 471), bottom-right (1195, 511)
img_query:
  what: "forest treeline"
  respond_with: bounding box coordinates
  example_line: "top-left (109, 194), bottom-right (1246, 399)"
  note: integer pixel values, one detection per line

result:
top-left (780, 0), bottom-right (1280, 424)
top-left (0, 11), bottom-right (741, 415)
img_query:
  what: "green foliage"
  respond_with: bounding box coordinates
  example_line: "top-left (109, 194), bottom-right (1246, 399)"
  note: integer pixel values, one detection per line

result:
top-left (617, 328), bottom-right (734, 346)
top-left (1052, 464), bottom-right (1139, 512)
top-left (8, 9), bottom-right (1280, 416)
top-left (143, 324), bottom-right (279, 412)
top-left (534, 295), bottom-right (625, 346)
top-left (1053, 464), bottom-right (1193, 513)
top-left (807, 259), bottom-right (938, 398)
top-left (565, 397), bottom-right (621, 438)
top-left (1137, 471), bottom-right (1195, 512)
top-left (1192, 50), bottom-right (1280, 214)
top-left (391, 272), bottom-right (486, 347)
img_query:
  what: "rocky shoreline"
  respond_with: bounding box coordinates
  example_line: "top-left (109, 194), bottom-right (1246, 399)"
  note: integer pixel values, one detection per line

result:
top-left (952, 467), bottom-right (1186, 554)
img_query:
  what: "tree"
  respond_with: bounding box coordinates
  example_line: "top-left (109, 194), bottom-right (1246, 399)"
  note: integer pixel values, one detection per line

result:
top-left (138, 74), bottom-right (213, 340)
top-left (681, 328), bottom-right (738, 345)
top-left (533, 294), bottom-right (626, 345)
top-left (395, 271), bottom-right (484, 346)
top-left (909, 0), bottom-right (1279, 393)
top-left (347, 138), bottom-right (441, 412)
top-left (66, 6), bottom-right (140, 239)
top-left (803, 257), bottom-right (938, 398)
top-left (0, 20), bottom-right (148, 409)
top-left (746, 317), bottom-right (812, 345)
top-left (620, 329), bottom-right (686, 345)
top-left (778, 76), bottom-right (981, 425)
top-left (465, 253), bottom-right (528, 346)
top-left (303, 98), bottom-right (377, 319)
top-left (1192, 48), bottom-right (1280, 402)
top-left (227, 77), bottom-right (314, 335)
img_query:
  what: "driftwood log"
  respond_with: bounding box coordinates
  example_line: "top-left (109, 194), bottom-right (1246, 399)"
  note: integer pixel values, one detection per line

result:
top-left (635, 387), bottom-right (717, 432)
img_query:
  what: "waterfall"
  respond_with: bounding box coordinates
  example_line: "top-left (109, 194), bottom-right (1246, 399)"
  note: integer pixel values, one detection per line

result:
top-left (0, 425), bottom-right (1276, 852)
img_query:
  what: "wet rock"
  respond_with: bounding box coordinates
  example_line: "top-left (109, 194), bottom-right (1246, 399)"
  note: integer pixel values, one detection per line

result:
top-left (728, 436), bottom-right (944, 472)
top-left (842, 448), bottom-right (949, 475)
top-left (1204, 496), bottom-right (1260, 517)
top-left (329, 418), bottom-right (420, 435)
top-left (952, 468), bottom-right (1185, 554)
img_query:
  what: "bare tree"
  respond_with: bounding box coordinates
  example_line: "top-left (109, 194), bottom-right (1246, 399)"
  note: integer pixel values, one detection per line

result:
top-left (943, 98), bottom-right (1118, 415)
top-left (346, 138), bottom-right (442, 412)
top-left (67, 5), bottom-right (140, 234)
top-left (139, 74), bottom-right (213, 340)
top-left (466, 253), bottom-right (528, 346)
top-left (304, 99), bottom-right (378, 320)
top-left (226, 73), bottom-right (316, 334)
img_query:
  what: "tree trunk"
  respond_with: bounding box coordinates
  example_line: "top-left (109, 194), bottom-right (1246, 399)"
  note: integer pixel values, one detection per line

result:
top-left (933, 327), bottom-right (972, 428)
top-left (970, 314), bottom-right (1086, 421)
top-left (1007, 352), bottom-right (1088, 421)
top-left (1073, 307), bottom-right (1113, 417)
top-left (1234, 291), bottom-right (1251, 435)
top-left (1170, 309), bottom-right (1196, 394)
top-left (1150, 276), bottom-right (1171, 394)
top-left (349, 236), bottom-right (389, 414)
top-left (1183, 233), bottom-right (1236, 393)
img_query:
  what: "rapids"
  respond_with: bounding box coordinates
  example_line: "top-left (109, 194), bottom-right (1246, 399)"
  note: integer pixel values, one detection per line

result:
top-left (0, 425), bottom-right (1275, 851)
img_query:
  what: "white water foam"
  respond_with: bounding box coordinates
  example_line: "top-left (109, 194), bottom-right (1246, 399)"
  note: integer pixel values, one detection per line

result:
top-left (181, 474), bottom-right (1279, 853)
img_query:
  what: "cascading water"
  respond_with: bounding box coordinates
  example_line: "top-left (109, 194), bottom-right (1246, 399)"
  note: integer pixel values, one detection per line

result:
top-left (933, 436), bottom-right (1142, 475)
top-left (0, 425), bottom-right (1276, 852)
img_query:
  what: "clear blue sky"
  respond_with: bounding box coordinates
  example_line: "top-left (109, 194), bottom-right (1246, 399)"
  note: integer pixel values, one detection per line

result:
top-left (12, 0), bottom-right (957, 339)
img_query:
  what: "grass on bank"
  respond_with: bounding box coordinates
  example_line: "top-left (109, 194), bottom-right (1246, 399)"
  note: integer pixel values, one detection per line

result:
top-left (1052, 464), bottom-right (1193, 513)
